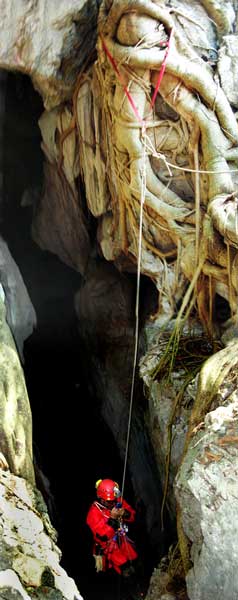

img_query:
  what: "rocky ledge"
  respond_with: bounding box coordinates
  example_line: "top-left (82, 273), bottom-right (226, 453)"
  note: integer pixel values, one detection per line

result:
top-left (0, 468), bottom-right (83, 600)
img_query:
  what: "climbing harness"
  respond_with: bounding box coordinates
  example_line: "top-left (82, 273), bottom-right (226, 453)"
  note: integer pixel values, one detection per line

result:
top-left (91, 499), bottom-right (137, 575)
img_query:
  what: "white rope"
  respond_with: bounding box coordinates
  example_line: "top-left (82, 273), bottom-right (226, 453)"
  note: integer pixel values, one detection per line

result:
top-left (121, 124), bottom-right (147, 499)
top-left (143, 134), bottom-right (238, 175)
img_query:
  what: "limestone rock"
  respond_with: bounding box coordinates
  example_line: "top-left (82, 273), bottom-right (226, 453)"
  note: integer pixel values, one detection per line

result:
top-left (175, 343), bottom-right (238, 600)
top-left (139, 321), bottom-right (205, 520)
top-left (201, 0), bottom-right (235, 34)
top-left (171, 0), bottom-right (217, 62)
top-left (0, 0), bottom-right (99, 109)
top-left (145, 551), bottom-right (188, 600)
top-left (75, 260), bottom-right (162, 546)
top-left (218, 36), bottom-right (238, 107)
top-left (0, 295), bottom-right (35, 484)
top-left (0, 72), bottom-right (7, 200)
top-left (0, 236), bottom-right (36, 361)
top-left (31, 162), bottom-right (91, 275)
top-left (0, 471), bottom-right (84, 600)
top-left (141, 374), bottom-right (192, 519)
top-left (75, 260), bottom-right (135, 338)
top-left (76, 73), bottom-right (110, 218)
top-left (0, 569), bottom-right (32, 600)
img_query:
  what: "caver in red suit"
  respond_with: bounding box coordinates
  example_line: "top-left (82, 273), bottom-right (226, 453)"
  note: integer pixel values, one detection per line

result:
top-left (86, 478), bottom-right (138, 574)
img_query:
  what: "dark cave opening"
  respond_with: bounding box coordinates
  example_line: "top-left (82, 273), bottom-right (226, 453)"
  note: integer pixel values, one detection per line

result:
top-left (0, 71), bottom-right (171, 599)
top-left (22, 314), bottom-right (158, 598)
top-left (23, 332), bottom-right (143, 599)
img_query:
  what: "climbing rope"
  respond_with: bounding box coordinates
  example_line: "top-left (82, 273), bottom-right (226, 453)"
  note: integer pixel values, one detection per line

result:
top-left (121, 123), bottom-right (147, 499)
top-left (101, 29), bottom-right (173, 499)
top-left (121, 35), bottom-right (174, 500)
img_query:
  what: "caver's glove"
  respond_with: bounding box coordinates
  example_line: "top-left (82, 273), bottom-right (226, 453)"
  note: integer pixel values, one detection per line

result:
top-left (110, 506), bottom-right (125, 519)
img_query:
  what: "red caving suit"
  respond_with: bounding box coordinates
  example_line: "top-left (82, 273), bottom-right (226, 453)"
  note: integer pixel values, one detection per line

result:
top-left (86, 497), bottom-right (138, 573)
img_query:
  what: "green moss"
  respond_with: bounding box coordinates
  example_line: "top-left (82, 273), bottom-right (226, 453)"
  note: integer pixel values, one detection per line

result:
top-left (27, 586), bottom-right (64, 600)
top-left (41, 567), bottom-right (55, 588)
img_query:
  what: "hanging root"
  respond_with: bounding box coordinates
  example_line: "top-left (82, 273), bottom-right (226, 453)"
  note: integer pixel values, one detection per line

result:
top-left (200, 0), bottom-right (235, 33)
top-left (177, 506), bottom-right (192, 575)
top-left (39, 0), bottom-right (238, 331)
top-left (36, 4), bottom-right (238, 589)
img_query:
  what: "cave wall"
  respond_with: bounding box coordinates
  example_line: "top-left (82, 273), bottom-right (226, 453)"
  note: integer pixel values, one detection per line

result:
top-left (0, 20), bottom-right (162, 600)
top-left (75, 260), bottom-right (164, 550)
top-left (1, 1), bottom-right (238, 600)
top-left (0, 0), bottom-right (99, 110)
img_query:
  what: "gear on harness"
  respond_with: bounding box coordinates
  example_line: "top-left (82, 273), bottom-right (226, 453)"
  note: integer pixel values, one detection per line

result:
top-left (93, 554), bottom-right (104, 572)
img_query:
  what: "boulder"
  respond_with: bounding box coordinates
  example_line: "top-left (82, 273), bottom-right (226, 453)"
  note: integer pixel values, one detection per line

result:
top-left (0, 470), bottom-right (84, 600)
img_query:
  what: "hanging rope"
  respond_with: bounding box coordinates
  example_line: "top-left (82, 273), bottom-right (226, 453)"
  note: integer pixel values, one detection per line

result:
top-left (101, 29), bottom-right (174, 499)
top-left (121, 124), bottom-right (147, 499)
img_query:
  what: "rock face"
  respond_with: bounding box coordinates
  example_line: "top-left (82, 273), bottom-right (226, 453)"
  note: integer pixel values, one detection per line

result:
top-left (1, 1), bottom-right (238, 599)
top-left (75, 260), bottom-right (162, 547)
top-left (0, 469), bottom-right (83, 600)
top-left (0, 294), bottom-right (35, 485)
top-left (0, 71), bottom-right (6, 201)
top-left (139, 322), bottom-right (204, 521)
top-left (218, 35), bottom-right (238, 107)
top-left (36, 0), bottom-right (238, 335)
top-left (26, 0), bottom-right (238, 597)
top-left (175, 342), bottom-right (238, 600)
top-left (0, 236), bottom-right (36, 361)
top-left (31, 162), bottom-right (91, 275)
top-left (0, 0), bottom-right (99, 109)
top-left (31, 92), bottom-right (92, 275)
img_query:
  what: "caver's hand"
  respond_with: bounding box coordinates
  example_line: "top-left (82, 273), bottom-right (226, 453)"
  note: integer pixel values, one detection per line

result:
top-left (110, 506), bottom-right (125, 519)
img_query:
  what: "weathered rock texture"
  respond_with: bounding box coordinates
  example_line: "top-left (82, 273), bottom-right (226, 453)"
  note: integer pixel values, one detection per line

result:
top-left (0, 0), bottom-right (99, 109)
top-left (140, 321), bottom-right (205, 521)
top-left (31, 161), bottom-right (91, 274)
top-left (175, 342), bottom-right (238, 600)
top-left (37, 0), bottom-right (238, 340)
top-left (31, 0), bottom-right (238, 597)
top-left (0, 70), bottom-right (6, 202)
top-left (0, 294), bottom-right (35, 485)
top-left (0, 236), bottom-right (36, 361)
top-left (1, 1), bottom-right (238, 599)
top-left (75, 259), bottom-right (162, 547)
top-left (0, 468), bottom-right (83, 600)
top-left (218, 36), bottom-right (238, 106)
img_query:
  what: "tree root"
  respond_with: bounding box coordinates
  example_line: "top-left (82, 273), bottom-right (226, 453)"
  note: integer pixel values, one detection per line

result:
top-left (39, 0), bottom-right (238, 330)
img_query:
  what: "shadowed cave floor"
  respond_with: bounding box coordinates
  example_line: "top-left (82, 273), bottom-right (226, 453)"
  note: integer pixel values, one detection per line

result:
top-left (78, 566), bottom-right (147, 600)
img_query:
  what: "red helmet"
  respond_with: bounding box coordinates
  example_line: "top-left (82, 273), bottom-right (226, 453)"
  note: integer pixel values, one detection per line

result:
top-left (96, 479), bottom-right (121, 501)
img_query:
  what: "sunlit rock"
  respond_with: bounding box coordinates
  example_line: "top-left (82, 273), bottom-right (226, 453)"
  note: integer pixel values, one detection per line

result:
top-left (0, 295), bottom-right (35, 483)
top-left (218, 36), bottom-right (238, 107)
top-left (0, 0), bottom-right (99, 109)
top-left (175, 342), bottom-right (238, 600)
top-left (0, 237), bottom-right (36, 361)
top-left (0, 470), bottom-right (84, 600)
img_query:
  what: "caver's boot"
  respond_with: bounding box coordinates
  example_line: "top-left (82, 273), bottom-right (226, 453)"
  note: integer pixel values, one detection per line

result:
top-left (121, 561), bottom-right (145, 600)
top-left (121, 562), bottom-right (136, 579)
